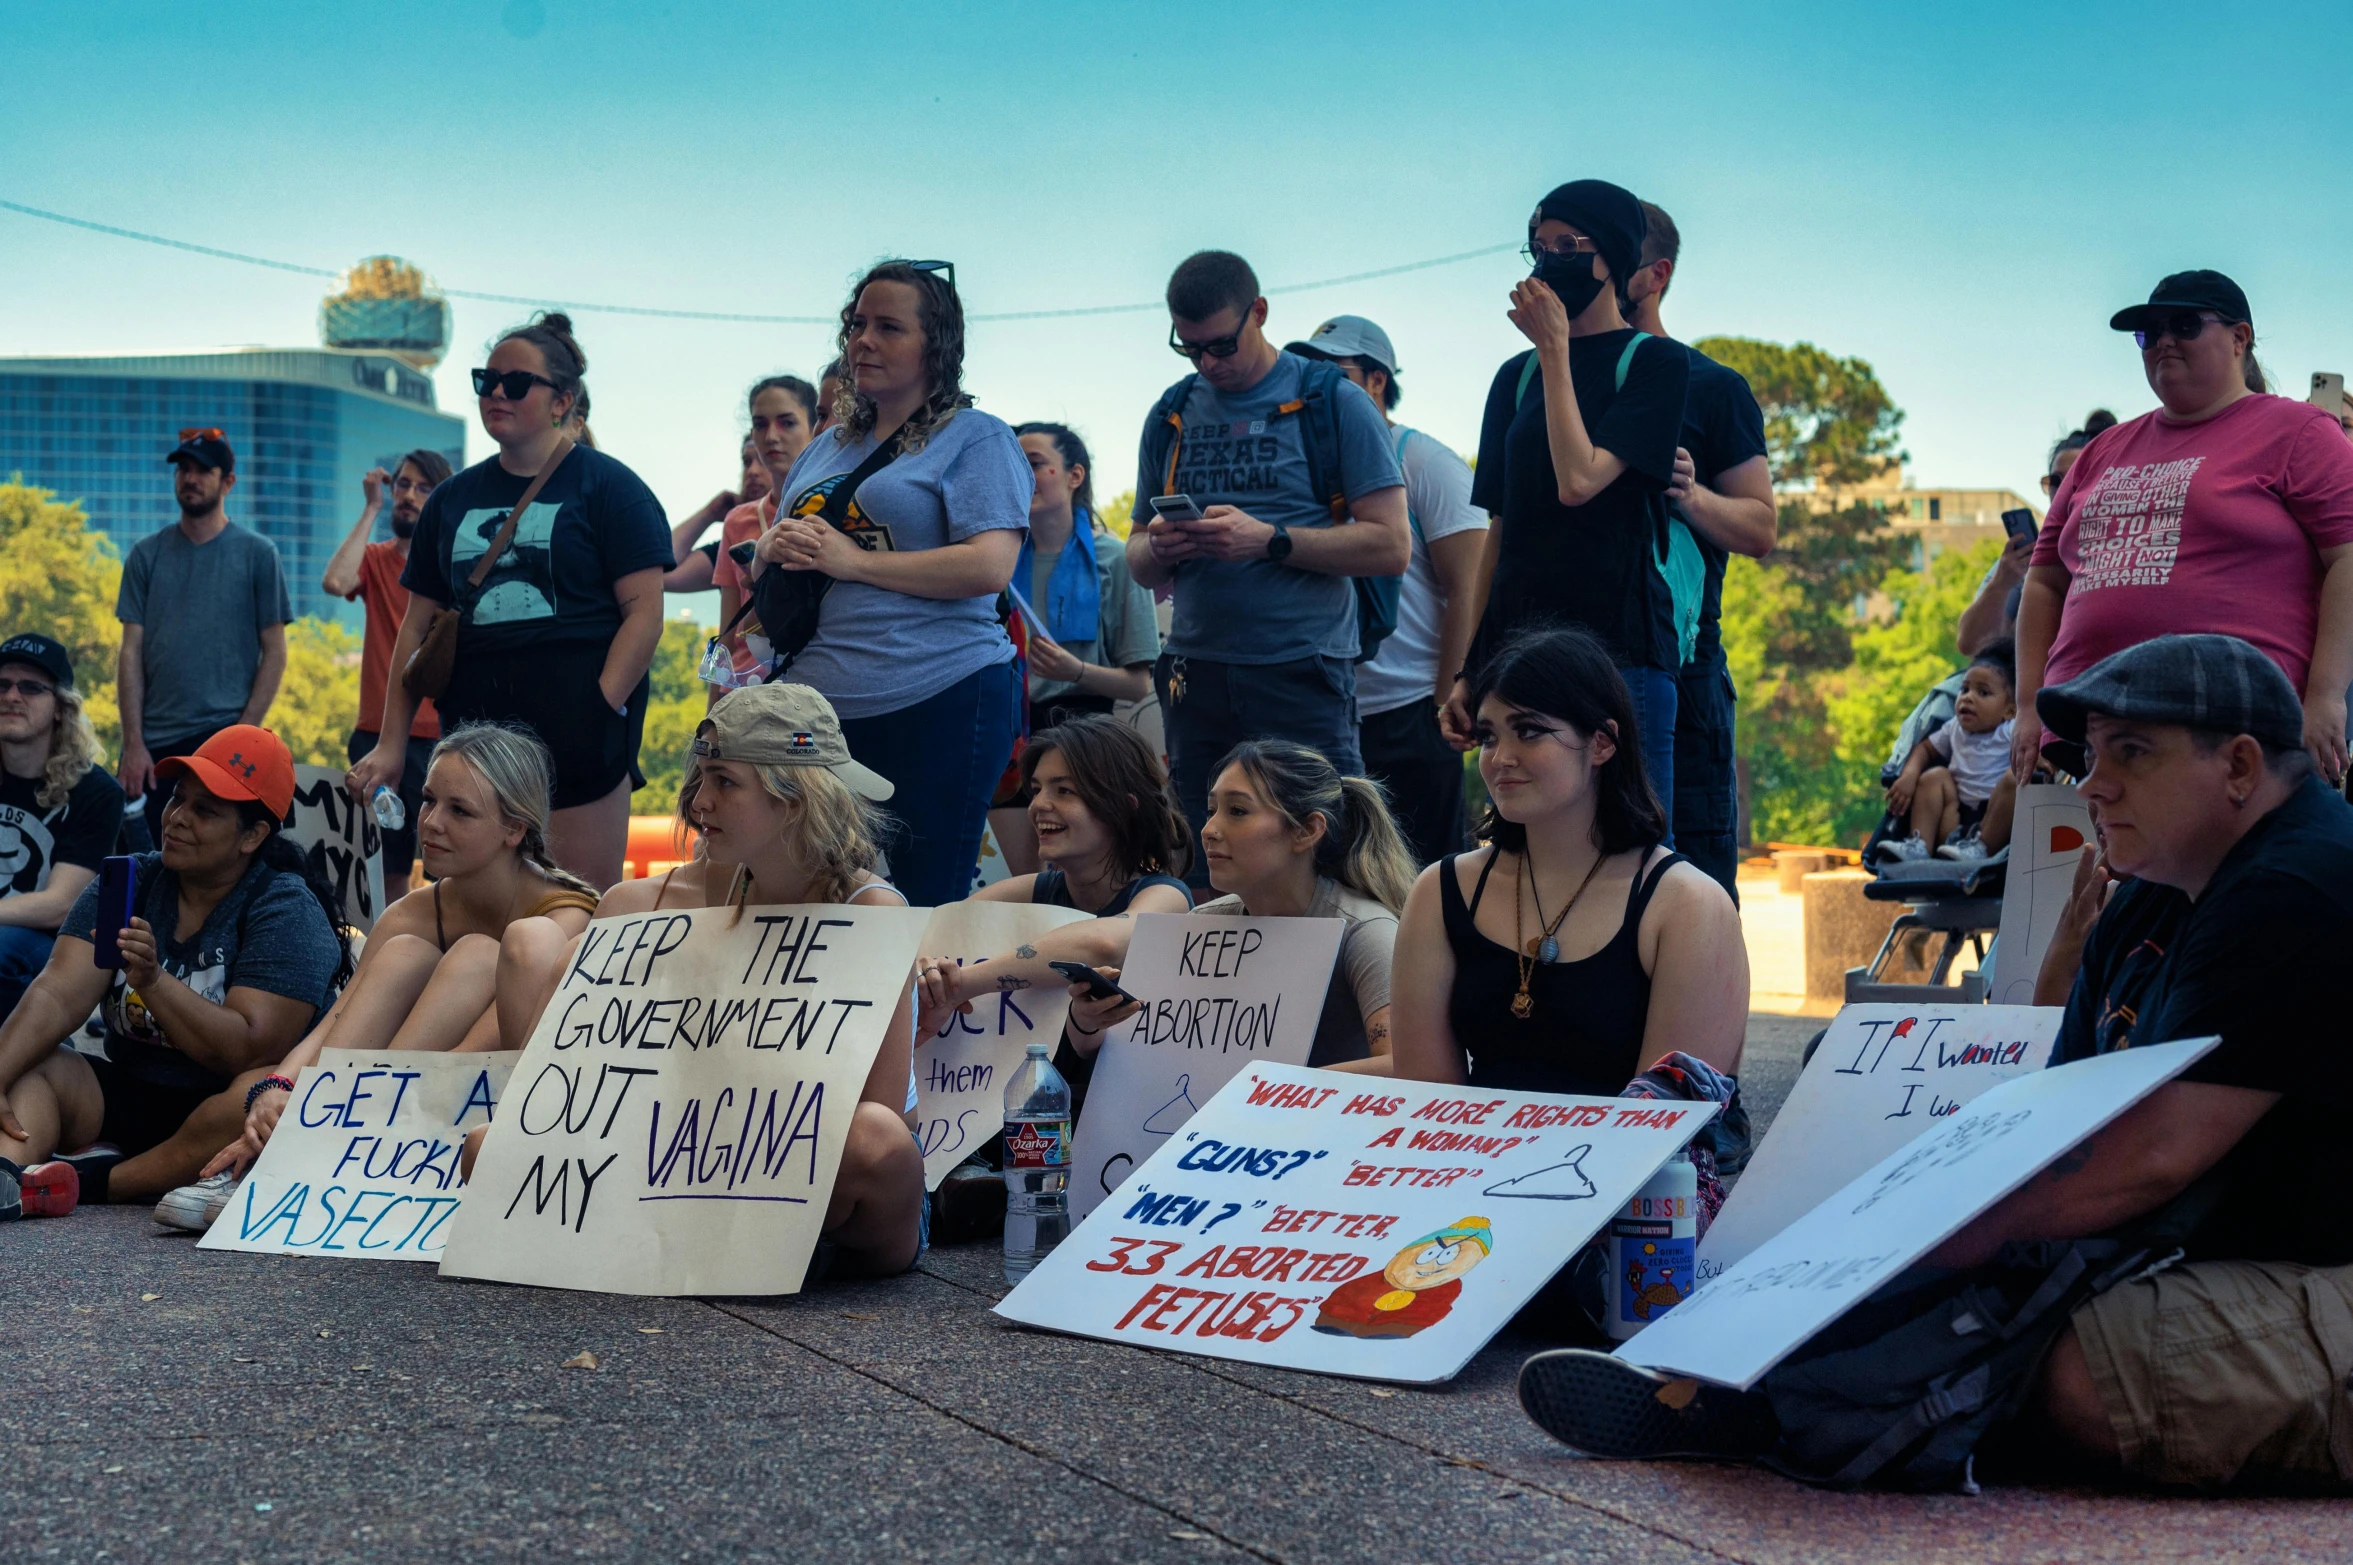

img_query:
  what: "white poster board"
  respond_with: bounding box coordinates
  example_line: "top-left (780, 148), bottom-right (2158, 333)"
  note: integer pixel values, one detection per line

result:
top-left (438, 903), bottom-right (928, 1296)
top-left (285, 764), bottom-right (387, 933)
top-left (1067, 913), bottom-right (1344, 1220)
top-left (1699, 1004), bottom-right (2060, 1276)
top-left (1000, 1062), bottom-right (1714, 1383)
top-left (199, 1049), bottom-right (515, 1262)
top-left (1621, 1036), bottom-right (2216, 1390)
top-left (1989, 784), bottom-right (2095, 1004)
top-left (913, 900), bottom-right (1090, 1189)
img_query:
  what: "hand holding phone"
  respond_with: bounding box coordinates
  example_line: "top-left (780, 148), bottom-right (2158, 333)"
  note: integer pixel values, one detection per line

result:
top-left (2001, 507), bottom-right (2037, 545)
top-left (1049, 959), bottom-right (1138, 1006)
top-left (92, 855), bottom-right (138, 970)
top-left (1148, 494), bottom-right (1206, 525)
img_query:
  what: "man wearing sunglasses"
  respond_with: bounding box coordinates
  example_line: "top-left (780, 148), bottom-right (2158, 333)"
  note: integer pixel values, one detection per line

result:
top-left (0, 633), bottom-right (123, 1022)
top-left (116, 431), bottom-right (292, 846)
top-left (1128, 250), bottom-right (1409, 878)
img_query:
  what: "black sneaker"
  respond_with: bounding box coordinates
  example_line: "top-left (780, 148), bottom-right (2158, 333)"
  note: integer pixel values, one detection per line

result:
top-left (1517, 1349), bottom-right (1777, 1462)
top-left (929, 1158), bottom-right (1006, 1245)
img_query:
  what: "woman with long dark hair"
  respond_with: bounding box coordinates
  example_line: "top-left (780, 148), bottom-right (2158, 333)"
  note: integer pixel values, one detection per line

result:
top-left (1392, 627), bottom-right (1745, 1091)
top-left (352, 311), bottom-right (674, 890)
top-left (708, 374), bottom-right (827, 688)
top-left (747, 264), bottom-right (1032, 905)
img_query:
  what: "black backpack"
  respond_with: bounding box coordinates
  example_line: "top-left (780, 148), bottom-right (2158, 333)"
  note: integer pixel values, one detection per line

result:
top-left (1139, 360), bottom-right (1401, 664)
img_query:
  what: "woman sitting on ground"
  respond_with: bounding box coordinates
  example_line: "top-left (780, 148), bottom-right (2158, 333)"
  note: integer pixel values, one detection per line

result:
top-left (0, 726), bottom-right (347, 1218)
top-left (1389, 627), bottom-right (1747, 1092)
top-left (484, 682), bottom-right (927, 1276)
top-left (1064, 740), bottom-right (1417, 1075)
top-left (178, 725), bottom-right (601, 1221)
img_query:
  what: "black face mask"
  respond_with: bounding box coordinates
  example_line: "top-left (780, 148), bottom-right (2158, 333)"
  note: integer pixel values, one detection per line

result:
top-left (1533, 249), bottom-right (1607, 315)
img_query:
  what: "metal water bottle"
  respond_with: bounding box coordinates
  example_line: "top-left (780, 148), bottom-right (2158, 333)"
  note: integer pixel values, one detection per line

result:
top-left (1607, 1148), bottom-right (1698, 1340)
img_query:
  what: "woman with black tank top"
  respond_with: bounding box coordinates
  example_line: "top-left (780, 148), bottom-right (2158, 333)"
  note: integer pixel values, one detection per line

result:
top-left (1391, 628), bottom-right (1745, 1093)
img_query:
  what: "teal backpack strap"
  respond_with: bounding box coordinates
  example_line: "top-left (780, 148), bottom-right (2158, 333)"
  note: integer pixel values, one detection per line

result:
top-left (1613, 330), bottom-right (1649, 390)
top-left (1513, 351), bottom-right (1540, 408)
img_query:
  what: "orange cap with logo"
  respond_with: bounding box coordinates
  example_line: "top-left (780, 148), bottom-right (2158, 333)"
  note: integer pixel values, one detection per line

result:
top-left (152, 725), bottom-right (296, 819)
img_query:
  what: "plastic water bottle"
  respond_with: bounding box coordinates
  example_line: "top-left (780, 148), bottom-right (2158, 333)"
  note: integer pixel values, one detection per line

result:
top-left (1002, 1041), bottom-right (1071, 1285)
top-left (1607, 1148), bottom-right (1698, 1340)
top-left (370, 786), bottom-right (405, 832)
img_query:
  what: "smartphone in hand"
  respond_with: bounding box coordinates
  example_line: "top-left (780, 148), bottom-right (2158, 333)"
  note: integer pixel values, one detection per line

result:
top-left (2001, 507), bottom-right (2037, 545)
top-left (92, 854), bottom-right (138, 970)
top-left (1048, 959), bottom-right (1139, 1006)
top-left (1148, 494), bottom-right (1205, 525)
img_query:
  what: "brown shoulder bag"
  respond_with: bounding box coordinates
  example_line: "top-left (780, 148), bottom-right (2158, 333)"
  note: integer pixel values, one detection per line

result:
top-left (402, 438), bottom-right (574, 700)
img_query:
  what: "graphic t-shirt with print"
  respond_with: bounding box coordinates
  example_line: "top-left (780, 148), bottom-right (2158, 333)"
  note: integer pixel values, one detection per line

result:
top-left (0, 764), bottom-right (124, 928)
top-left (1356, 427), bottom-right (1488, 716)
top-left (2030, 395), bottom-right (2353, 692)
top-left (1141, 354), bottom-right (1405, 666)
top-left (60, 851), bottom-right (343, 1094)
top-left (402, 446), bottom-right (673, 657)
top-left (768, 408), bottom-right (1033, 719)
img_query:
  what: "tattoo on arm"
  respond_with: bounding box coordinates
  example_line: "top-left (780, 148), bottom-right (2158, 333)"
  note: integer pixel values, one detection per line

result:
top-left (996, 976), bottom-right (1033, 993)
top-left (1015, 944), bottom-right (1037, 959)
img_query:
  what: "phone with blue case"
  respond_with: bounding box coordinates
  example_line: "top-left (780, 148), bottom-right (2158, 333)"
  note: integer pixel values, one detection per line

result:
top-left (92, 854), bottom-right (138, 970)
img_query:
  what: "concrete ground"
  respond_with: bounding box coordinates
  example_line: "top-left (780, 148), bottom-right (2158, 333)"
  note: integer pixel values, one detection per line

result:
top-left (10, 1012), bottom-right (2348, 1564)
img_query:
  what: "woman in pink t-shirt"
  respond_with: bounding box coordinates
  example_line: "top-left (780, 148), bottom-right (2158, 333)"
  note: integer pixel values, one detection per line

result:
top-left (2013, 270), bottom-right (2353, 783)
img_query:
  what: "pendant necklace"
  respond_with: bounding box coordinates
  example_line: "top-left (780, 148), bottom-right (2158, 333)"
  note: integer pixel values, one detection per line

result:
top-left (1511, 846), bottom-right (1605, 1020)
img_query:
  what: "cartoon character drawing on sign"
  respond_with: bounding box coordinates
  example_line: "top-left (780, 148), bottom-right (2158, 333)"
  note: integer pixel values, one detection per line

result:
top-left (1623, 1243), bottom-right (1686, 1321)
top-left (1481, 1145), bottom-right (1596, 1200)
top-left (1311, 1217), bottom-right (1493, 1339)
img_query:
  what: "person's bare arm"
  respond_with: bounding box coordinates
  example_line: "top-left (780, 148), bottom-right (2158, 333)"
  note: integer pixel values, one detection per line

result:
top-left (1427, 527), bottom-right (1489, 709)
top-left (118, 913), bottom-right (319, 1076)
top-left (321, 472), bottom-right (385, 599)
top-left (1676, 453), bottom-right (1775, 559)
top-left (915, 885), bottom-right (1191, 1033)
top-left (1634, 863), bottom-right (1748, 1075)
top-left (1957, 530), bottom-right (2033, 657)
top-left (2033, 847), bottom-right (2114, 1009)
top-left (0, 864), bottom-right (96, 932)
top-left (599, 568), bottom-right (668, 712)
top-left (240, 622), bottom-right (288, 725)
top-left (0, 936), bottom-right (112, 1126)
top-left (1386, 862), bottom-right (1468, 1084)
top-left (2298, 543), bottom-right (2353, 785)
top-left (1929, 1080), bottom-right (2276, 1269)
top-left (1172, 487), bottom-right (1411, 578)
top-left (2009, 565), bottom-right (2070, 781)
top-left (1887, 736), bottom-right (1940, 818)
top-left (116, 623), bottom-right (150, 797)
top-left (349, 593), bottom-right (439, 799)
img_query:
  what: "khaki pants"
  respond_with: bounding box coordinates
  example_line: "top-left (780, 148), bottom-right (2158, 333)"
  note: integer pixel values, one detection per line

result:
top-left (2074, 1258), bottom-right (2353, 1490)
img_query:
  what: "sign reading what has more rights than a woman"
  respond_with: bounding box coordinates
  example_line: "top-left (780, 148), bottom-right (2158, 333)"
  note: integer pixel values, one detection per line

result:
top-left (1001, 1062), bottom-right (1714, 1383)
top-left (437, 902), bottom-right (928, 1297)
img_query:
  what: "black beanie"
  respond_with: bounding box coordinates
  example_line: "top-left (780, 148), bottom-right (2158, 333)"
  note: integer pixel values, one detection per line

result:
top-left (1532, 180), bottom-right (1647, 295)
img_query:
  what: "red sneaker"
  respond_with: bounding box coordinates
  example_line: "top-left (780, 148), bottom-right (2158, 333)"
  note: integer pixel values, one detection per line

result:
top-left (19, 1161), bottom-right (79, 1218)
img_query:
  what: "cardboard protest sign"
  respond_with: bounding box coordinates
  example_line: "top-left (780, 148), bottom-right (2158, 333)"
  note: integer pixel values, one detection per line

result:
top-left (1067, 913), bottom-right (1344, 1220)
top-left (1000, 1062), bottom-right (1714, 1383)
top-left (285, 764), bottom-right (386, 932)
top-left (1699, 1004), bottom-right (2060, 1276)
top-left (1988, 784), bottom-right (2095, 1004)
top-left (200, 1049), bottom-right (514, 1262)
top-left (438, 903), bottom-right (928, 1296)
top-left (1621, 1036), bottom-right (2216, 1390)
top-left (913, 900), bottom-right (1091, 1189)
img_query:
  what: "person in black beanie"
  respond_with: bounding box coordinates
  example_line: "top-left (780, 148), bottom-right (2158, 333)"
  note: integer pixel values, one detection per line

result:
top-left (1447, 179), bottom-right (1691, 841)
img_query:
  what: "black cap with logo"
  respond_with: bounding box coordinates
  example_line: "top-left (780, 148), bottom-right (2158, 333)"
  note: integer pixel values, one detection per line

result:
top-left (0, 632), bottom-right (76, 691)
top-left (165, 427), bottom-right (236, 472)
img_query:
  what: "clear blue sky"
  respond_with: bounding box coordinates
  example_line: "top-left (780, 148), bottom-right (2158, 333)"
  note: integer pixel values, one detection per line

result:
top-left (6, 0), bottom-right (2351, 534)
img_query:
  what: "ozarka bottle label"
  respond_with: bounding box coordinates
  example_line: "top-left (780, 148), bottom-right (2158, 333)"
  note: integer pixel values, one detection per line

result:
top-left (1006, 1119), bottom-right (1068, 1169)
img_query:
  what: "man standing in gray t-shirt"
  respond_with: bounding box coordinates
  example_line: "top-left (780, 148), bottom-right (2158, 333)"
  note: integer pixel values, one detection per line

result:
top-left (116, 429), bottom-right (292, 843)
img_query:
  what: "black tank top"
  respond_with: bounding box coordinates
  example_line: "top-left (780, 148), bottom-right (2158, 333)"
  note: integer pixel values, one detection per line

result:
top-left (1439, 845), bottom-right (1683, 1095)
top-left (1032, 867), bottom-right (1192, 916)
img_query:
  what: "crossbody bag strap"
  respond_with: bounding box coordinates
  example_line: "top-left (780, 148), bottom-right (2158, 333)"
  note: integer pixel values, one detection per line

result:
top-left (817, 428), bottom-right (908, 527)
top-left (467, 437), bottom-right (575, 592)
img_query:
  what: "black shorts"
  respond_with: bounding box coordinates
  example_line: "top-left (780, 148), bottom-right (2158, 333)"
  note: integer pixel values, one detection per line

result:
top-left (85, 1053), bottom-right (216, 1158)
top-left (348, 729), bottom-right (437, 871)
top-left (441, 646), bottom-right (649, 810)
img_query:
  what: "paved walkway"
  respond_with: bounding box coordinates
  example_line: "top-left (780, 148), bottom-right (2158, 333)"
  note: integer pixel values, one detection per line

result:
top-left (10, 1015), bottom-right (2347, 1563)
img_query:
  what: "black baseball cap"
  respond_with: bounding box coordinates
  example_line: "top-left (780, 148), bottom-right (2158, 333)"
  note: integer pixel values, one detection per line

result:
top-left (2109, 270), bottom-right (2252, 334)
top-left (0, 632), bottom-right (75, 691)
top-left (166, 427), bottom-right (236, 472)
top-left (2037, 634), bottom-right (2302, 756)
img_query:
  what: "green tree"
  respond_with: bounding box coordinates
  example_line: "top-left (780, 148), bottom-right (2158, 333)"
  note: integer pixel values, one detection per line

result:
top-left (272, 618), bottom-right (362, 766)
top-left (0, 479), bottom-right (125, 748)
top-left (636, 616), bottom-right (711, 808)
top-left (1690, 337), bottom-right (1907, 489)
top-left (1098, 489), bottom-right (1134, 539)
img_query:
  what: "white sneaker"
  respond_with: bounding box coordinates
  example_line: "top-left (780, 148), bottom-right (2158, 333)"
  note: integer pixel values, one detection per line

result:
top-left (1874, 835), bottom-right (1930, 865)
top-left (154, 1170), bottom-right (240, 1233)
top-left (1937, 836), bottom-right (1990, 862)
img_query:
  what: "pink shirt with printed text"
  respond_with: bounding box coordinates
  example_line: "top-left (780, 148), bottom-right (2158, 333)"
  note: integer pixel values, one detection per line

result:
top-left (2031, 394), bottom-right (2353, 693)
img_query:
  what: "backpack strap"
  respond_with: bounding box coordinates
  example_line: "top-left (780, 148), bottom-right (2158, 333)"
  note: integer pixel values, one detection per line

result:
top-left (1512, 330), bottom-right (1648, 410)
top-left (1143, 375), bottom-right (1200, 500)
top-left (1280, 357), bottom-right (1351, 521)
top-left (1614, 330), bottom-right (1650, 391)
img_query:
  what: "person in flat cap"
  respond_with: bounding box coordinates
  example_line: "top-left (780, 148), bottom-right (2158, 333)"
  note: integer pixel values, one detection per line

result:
top-left (2011, 268), bottom-right (2353, 789)
top-left (1522, 632), bottom-right (2353, 1493)
top-left (1450, 179), bottom-right (1693, 835)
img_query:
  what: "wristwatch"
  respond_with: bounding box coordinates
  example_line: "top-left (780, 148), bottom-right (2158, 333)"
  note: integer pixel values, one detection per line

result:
top-left (1264, 524), bottom-right (1293, 563)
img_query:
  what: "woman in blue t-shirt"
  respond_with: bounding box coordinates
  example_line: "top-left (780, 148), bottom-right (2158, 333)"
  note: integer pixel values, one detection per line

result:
top-left (352, 311), bottom-right (674, 891)
top-left (748, 262), bottom-right (1032, 906)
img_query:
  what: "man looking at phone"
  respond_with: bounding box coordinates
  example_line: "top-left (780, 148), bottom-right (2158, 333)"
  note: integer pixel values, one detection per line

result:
top-left (117, 430), bottom-right (292, 848)
top-left (1129, 252), bottom-right (1408, 877)
top-left (0, 634), bottom-right (124, 1021)
top-left (320, 449), bottom-right (452, 900)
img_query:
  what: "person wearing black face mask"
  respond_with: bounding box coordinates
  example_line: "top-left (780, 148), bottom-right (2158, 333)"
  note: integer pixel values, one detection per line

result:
top-left (1448, 180), bottom-right (1691, 839)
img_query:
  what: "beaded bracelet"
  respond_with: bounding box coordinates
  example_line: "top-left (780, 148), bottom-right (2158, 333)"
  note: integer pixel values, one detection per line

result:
top-left (245, 1074), bottom-right (296, 1113)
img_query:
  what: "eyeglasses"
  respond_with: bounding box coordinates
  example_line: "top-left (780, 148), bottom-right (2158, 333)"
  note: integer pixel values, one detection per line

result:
top-left (901, 258), bottom-right (957, 289)
top-left (2041, 473), bottom-right (2061, 494)
top-left (1521, 237), bottom-right (1597, 266)
top-left (1169, 321), bottom-right (1247, 361)
top-left (2132, 311), bottom-right (2226, 350)
top-left (0, 678), bottom-right (56, 698)
top-left (472, 367), bottom-right (560, 400)
top-left (177, 426), bottom-right (226, 442)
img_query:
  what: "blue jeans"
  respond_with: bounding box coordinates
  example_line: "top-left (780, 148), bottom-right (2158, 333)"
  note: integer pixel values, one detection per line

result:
top-left (1157, 652), bottom-right (1363, 889)
top-left (836, 660), bottom-right (1020, 907)
top-left (1620, 663), bottom-right (1678, 849)
top-left (0, 924), bottom-right (56, 1020)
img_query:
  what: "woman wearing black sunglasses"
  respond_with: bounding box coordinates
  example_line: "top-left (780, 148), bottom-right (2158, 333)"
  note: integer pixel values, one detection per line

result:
top-left (746, 261), bottom-right (1032, 906)
top-left (352, 312), bottom-right (673, 889)
top-left (2011, 271), bottom-right (2353, 784)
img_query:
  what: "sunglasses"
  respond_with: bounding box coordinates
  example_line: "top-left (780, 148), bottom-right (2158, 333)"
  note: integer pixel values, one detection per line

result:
top-left (177, 426), bottom-right (226, 442)
top-left (2132, 311), bottom-right (2226, 350)
top-left (1169, 321), bottom-right (1248, 361)
top-left (0, 677), bottom-right (56, 698)
top-left (472, 367), bottom-right (560, 401)
top-left (898, 258), bottom-right (956, 288)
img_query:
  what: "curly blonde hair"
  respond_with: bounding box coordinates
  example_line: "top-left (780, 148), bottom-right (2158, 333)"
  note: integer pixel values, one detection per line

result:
top-left (37, 683), bottom-right (104, 811)
top-left (829, 261), bottom-right (971, 456)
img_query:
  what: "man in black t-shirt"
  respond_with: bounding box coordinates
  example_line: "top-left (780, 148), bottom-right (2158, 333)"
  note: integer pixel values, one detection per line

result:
top-left (1625, 203), bottom-right (1777, 897)
top-left (0, 632), bottom-right (125, 1019)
